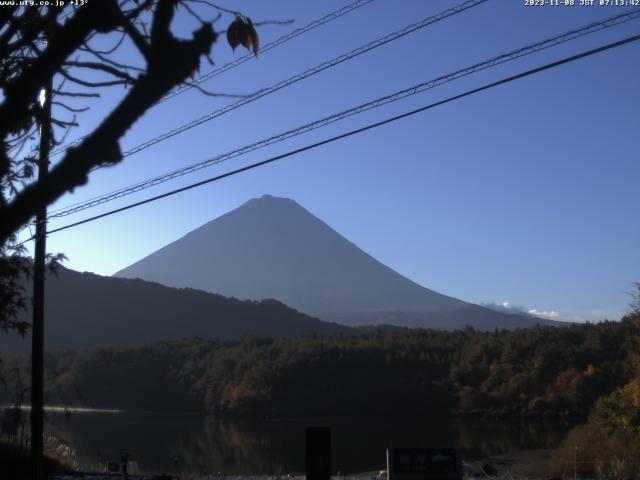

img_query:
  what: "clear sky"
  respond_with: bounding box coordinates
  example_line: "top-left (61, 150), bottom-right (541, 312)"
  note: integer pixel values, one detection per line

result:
top-left (23, 0), bottom-right (640, 322)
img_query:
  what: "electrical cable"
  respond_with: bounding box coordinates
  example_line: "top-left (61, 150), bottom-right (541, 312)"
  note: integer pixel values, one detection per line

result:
top-left (49, 0), bottom-right (377, 156)
top-left (47, 9), bottom-right (640, 219)
top-left (48, 0), bottom-right (489, 162)
top-left (25, 33), bottom-right (638, 244)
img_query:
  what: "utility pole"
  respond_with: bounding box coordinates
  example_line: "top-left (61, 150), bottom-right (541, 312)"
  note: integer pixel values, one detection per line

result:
top-left (31, 70), bottom-right (52, 480)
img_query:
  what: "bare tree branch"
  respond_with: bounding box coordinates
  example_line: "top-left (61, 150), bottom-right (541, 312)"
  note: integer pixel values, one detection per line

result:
top-left (51, 101), bottom-right (90, 113)
top-left (52, 89), bottom-right (100, 98)
top-left (63, 61), bottom-right (138, 82)
top-left (119, 12), bottom-right (152, 61)
top-left (0, 2), bottom-right (122, 138)
top-left (59, 67), bottom-right (132, 88)
top-left (0, 1), bottom-right (283, 334)
top-left (0, 4), bottom-right (218, 243)
top-left (81, 30), bottom-right (127, 56)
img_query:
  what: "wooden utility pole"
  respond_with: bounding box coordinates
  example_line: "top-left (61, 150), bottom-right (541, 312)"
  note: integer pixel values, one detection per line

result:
top-left (31, 73), bottom-right (52, 480)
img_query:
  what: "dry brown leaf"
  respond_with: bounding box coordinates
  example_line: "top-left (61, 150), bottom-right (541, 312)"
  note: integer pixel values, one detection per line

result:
top-left (226, 15), bottom-right (244, 51)
top-left (246, 18), bottom-right (259, 56)
top-left (227, 15), bottom-right (259, 56)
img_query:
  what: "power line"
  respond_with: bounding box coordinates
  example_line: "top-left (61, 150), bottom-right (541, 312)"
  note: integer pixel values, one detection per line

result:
top-left (49, 0), bottom-right (376, 156)
top-left (48, 0), bottom-right (489, 215)
top-left (31, 33), bottom-right (639, 242)
top-left (47, 9), bottom-right (640, 220)
top-left (48, 0), bottom-right (489, 162)
top-left (158, 0), bottom-right (376, 104)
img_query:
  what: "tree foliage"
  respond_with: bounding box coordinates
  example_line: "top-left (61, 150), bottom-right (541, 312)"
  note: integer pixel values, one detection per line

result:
top-left (551, 310), bottom-right (640, 478)
top-left (591, 379), bottom-right (640, 436)
top-left (2, 317), bottom-right (638, 419)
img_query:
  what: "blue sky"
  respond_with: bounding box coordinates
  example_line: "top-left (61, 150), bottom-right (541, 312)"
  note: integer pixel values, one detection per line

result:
top-left (23, 0), bottom-right (640, 322)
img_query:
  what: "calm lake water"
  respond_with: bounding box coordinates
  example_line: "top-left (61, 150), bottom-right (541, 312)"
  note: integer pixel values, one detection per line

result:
top-left (35, 411), bottom-right (573, 475)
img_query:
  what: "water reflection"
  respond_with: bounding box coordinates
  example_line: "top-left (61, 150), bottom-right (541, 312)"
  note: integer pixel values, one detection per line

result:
top-left (43, 411), bottom-right (570, 475)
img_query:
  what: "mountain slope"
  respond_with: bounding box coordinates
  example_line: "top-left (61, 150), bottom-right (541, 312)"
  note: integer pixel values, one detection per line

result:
top-left (116, 195), bottom-right (558, 330)
top-left (0, 267), bottom-right (350, 352)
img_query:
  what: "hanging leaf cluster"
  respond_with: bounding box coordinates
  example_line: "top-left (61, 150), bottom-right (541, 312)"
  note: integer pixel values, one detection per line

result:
top-left (226, 15), bottom-right (259, 56)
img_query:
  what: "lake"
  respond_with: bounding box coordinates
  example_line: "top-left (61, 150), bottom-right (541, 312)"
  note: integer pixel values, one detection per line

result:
top-left (34, 410), bottom-right (572, 475)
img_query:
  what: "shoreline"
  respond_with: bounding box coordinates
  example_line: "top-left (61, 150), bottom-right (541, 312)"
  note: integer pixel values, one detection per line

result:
top-left (1, 403), bottom-right (585, 423)
top-left (46, 449), bottom-right (555, 480)
top-left (468, 449), bottom-right (554, 479)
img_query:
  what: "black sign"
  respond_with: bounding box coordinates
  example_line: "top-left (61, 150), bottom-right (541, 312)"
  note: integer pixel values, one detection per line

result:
top-left (306, 426), bottom-right (331, 480)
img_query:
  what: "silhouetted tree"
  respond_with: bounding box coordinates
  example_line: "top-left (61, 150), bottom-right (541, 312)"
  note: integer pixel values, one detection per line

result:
top-left (630, 282), bottom-right (640, 316)
top-left (0, 1), bottom-right (264, 333)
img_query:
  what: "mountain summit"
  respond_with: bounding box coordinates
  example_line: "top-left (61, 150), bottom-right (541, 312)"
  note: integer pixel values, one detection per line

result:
top-left (116, 195), bottom-right (556, 330)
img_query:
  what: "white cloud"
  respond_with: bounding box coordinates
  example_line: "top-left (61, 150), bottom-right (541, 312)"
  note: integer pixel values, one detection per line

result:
top-left (482, 301), bottom-right (561, 321)
top-left (526, 308), bottom-right (561, 320)
top-left (481, 302), bottom-right (623, 323)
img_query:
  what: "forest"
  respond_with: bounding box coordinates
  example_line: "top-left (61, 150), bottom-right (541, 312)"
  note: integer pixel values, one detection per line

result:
top-left (2, 311), bottom-right (640, 477)
top-left (1, 313), bottom-right (638, 420)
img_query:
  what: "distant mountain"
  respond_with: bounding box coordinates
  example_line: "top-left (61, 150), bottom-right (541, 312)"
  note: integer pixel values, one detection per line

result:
top-left (116, 195), bottom-right (560, 330)
top-left (0, 267), bottom-right (350, 352)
